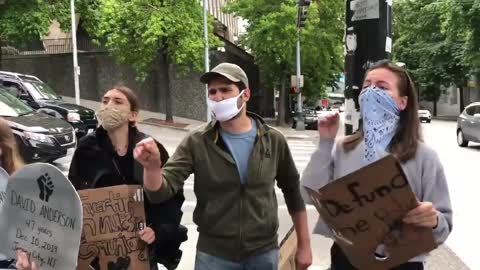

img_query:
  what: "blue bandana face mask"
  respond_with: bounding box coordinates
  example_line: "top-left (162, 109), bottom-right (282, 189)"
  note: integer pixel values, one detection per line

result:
top-left (359, 86), bottom-right (400, 163)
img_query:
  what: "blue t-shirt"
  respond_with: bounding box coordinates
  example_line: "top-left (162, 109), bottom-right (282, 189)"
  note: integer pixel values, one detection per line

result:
top-left (219, 119), bottom-right (257, 185)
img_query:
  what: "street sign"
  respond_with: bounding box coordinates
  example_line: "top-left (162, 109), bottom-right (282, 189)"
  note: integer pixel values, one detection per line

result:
top-left (321, 98), bottom-right (329, 106)
top-left (291, 75), bottom-right (304, 88)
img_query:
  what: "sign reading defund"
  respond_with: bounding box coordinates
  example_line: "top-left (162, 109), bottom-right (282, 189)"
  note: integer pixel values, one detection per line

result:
top-left (0, 163), bottom-right (82, 270)
top-left (77, 185), bottom-right (150, 270)
top-left (305, 155), bottom-right (437, 270)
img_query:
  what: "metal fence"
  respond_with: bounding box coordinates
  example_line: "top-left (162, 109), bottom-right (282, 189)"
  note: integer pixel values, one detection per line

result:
top-left (1, 38), bottom-right (105, 56)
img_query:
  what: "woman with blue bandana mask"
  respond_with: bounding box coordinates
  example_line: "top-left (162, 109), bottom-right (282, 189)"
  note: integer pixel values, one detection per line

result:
top-left (300, 60), bottom-right (452, 270)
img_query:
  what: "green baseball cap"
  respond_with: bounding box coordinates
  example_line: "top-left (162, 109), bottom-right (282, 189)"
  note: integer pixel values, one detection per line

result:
top-left (200, 63), bottom-right (249, 88)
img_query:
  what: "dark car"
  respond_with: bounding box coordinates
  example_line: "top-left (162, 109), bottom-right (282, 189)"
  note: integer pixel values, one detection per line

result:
top-left (0, 90), bottom-right (76, 163)
top-left (292, 107), bottom-right (318, 130)
top-left (0, 71), bottom-right (97, 137)
top-left (457, 102), bottom-right (480, 147)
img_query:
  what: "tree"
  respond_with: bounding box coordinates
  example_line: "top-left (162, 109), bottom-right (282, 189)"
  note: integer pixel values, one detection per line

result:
top-left (226, 0), bottom-right (343, 126)
top-left (440, 0), bottom-right (480, 73)
top-left (393, 0), bottom-right (468, 116)
top-left (0, 0), bottom-right (70, 68)
top-left (439, 0), bottom-right (480, 111)
top-left (301, 0), bottom-right (344, 102)
top-left (78, 0), bottom-right (222, 122)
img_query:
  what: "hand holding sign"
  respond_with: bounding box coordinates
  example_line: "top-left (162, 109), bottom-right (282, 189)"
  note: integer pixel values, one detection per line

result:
top-left (138, 227), bottom-right (155, 245)
top-left (403, 201), bottom-right (438, 228)
top-left (16, 250), bottom-right (39, 270)
top-left (0, 163), bottom-right (83, 270)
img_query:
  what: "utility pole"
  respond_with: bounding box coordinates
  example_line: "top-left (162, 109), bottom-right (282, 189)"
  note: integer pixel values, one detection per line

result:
top-left (203, 0), bottom-right (212, 122)
top-left (295, 0), bottom-right (311, 131)
top-left (70, 0), bottom-right (81, 105)
top-left (344, 0), bottom-right (392, 135)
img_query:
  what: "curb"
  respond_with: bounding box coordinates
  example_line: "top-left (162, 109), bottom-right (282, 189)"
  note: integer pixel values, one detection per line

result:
top-left (433, 117), bottom-right (457, 122)
top-left (138, 121), bottom-right (191, 132)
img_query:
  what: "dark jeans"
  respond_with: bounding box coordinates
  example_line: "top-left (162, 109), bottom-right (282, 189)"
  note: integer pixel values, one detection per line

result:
top-left (330, 243), bottom-right (424, 270)
top-left (194, 249), bottom-right (279, 270)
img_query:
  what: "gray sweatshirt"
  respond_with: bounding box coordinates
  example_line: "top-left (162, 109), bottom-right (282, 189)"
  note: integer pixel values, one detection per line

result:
top-left (300, 138), bottom-right (453, 263)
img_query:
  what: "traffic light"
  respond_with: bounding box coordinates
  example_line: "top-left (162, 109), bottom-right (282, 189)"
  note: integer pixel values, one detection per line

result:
top-left (299, 0), bottom-right (311, 6)
top-left (297, 0), bottom-right (311, 28)
top-left (297, 8), bottom-right (308, 28)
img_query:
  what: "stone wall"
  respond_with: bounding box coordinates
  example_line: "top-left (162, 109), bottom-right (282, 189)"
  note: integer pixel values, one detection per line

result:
top-left (1, 43), bottom-right (268, 121)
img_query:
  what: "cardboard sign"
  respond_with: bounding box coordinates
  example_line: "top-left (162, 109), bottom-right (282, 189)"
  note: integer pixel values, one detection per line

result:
top-left (305, 155), bottom-right (437, 270)
top-left (0, 163), bottom-right (83, 270)
top-left (77, 185), bottom-right (150, 270)
top-left (278, 226), bottom-right (297, 270)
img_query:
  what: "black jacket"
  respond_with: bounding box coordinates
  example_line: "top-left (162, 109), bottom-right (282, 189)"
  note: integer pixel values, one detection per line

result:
top-left (68, 126), bottom-right (186, 268)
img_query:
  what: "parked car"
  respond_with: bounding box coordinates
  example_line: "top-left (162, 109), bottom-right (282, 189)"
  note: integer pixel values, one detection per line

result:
top-left (457, 102), bottom-right (480, 147)
top-left (418, 109), bottom-right (432, 123)
top-left (0, 71), bottom-right (97, 137)
top-left (0, 89), bottom-right (76, 163)
top-left (292, 107), bottom-right (318, 130)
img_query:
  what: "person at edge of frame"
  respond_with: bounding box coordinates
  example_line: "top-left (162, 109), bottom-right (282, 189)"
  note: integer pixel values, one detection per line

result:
top-left (301, 60), bottom-right (453, 270)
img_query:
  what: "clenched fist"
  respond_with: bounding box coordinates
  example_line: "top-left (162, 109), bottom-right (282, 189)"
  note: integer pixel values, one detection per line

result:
top-left (134, 137), bottom-right (162, 170)
top-left (318, 112), bottom-right (340, 139)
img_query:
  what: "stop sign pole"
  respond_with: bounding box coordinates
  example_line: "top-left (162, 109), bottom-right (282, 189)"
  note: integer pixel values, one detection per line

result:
top-left (344, 0), bottom-right (392, 135)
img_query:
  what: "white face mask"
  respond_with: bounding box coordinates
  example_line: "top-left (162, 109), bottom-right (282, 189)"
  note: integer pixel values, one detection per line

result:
top-left (207, 90), bottom-right (246, 122)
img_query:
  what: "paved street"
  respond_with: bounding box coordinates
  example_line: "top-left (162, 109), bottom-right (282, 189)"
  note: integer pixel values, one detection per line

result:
top-left (422, 120), bottom-right (479, 270)
top-left (53, 119), bottom-right (474, 270)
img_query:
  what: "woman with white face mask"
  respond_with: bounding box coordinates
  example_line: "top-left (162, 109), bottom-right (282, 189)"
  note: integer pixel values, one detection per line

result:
top-left (68, 86), bottom-right (187, 270)
top-left (300, 60), bottom-right (452, 270)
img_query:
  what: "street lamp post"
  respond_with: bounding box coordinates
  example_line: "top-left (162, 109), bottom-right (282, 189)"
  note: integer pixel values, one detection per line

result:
top-left (295, 33), bottom-right (305, 131)
top-left (203, 0), bottom-right (212, 122)
top-left (295, 0), bottom-right (311, 131)
top-left (70, 0), bottom-right (81, 105)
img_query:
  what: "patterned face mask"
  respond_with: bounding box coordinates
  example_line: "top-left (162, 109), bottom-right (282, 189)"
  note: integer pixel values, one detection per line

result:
top-left (359, 86), bottom-right (400, 163)
top-left (96, 106), bottom-right (131, 131)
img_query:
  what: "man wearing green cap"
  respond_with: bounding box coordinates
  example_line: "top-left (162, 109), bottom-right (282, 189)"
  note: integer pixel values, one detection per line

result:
top-left (134, 63), bottom-right (312, 270)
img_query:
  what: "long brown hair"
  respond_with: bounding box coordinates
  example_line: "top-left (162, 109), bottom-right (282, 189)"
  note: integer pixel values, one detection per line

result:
top-left (343, 60), bottom-right (422, 162)
top-left (0, 117), bottom-right (24, 174)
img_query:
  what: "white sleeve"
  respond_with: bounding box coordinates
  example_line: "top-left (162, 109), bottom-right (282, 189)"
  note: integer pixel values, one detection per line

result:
top-left (300, 138), bottom-right (336, 204)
